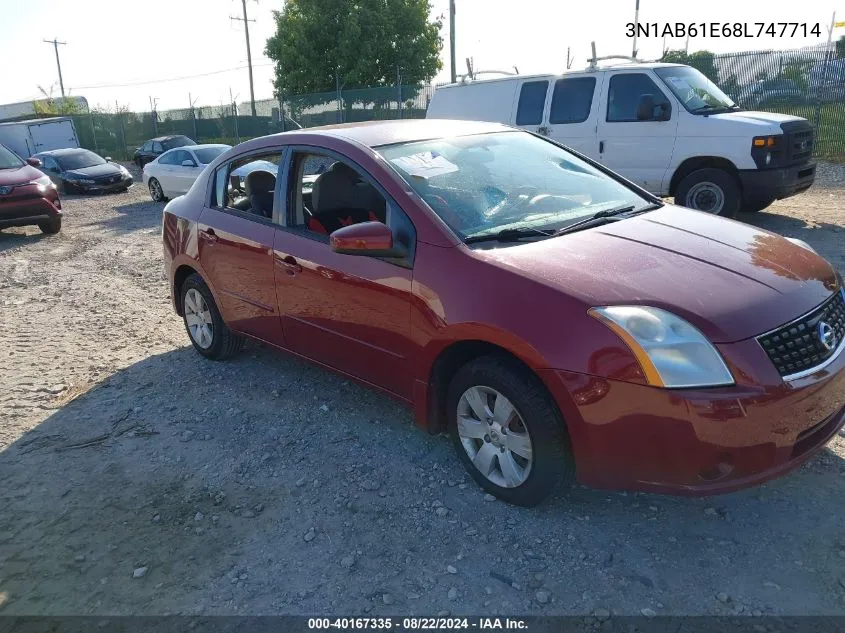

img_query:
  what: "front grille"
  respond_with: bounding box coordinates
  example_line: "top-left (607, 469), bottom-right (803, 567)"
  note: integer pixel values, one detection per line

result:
top-left (758, 290), bottom-right (845, 378)
top-left (781, 121), bottom-right (815, 164)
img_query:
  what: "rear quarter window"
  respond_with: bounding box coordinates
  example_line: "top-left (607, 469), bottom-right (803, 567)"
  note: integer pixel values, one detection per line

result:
top-left (549, 77), bottom-right (596, 124)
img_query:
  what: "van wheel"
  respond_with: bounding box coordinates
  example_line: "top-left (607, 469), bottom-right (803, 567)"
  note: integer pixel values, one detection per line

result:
top-left (743, 197), bottom-right (775, 213)
top-left (447, 354), bottom-right (575, 507)
top-left (675, 168), bottom-right (740, 219)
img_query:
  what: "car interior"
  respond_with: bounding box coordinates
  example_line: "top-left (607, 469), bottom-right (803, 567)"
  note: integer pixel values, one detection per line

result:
top-left (291, 153), bottom-right (387, 235)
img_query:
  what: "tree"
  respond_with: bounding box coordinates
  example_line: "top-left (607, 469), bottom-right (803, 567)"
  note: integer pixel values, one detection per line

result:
top-left (660, 49), bottom-right (719, 84)
top-left (32, 84), bottom-right (83, 116)
top-left (265, 0), bottom-right (442, 99)
top-left (836, 35), bottom-right (845, 60)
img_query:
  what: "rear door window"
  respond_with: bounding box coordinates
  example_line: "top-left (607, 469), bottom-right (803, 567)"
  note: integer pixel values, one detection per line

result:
top-left (515, 80), bottom-right (549, 126)
top-left (549, 77), bottom-right (596, 124)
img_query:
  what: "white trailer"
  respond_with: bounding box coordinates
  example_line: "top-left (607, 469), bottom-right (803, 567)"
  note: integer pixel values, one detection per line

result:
top-left (0, 117), bottom-right (79, 158)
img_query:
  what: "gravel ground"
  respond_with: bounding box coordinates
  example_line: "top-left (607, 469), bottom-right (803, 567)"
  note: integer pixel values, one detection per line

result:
top-left (0, 163), bottom-right (844, 618)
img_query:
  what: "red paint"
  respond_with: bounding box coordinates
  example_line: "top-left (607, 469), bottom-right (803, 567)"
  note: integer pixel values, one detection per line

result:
top-left (330, 221), bottom-right (394, 254)
top-left (0, 161), bottom-right (62, 228)
top-left (163, 120), bottom-right (845, 496)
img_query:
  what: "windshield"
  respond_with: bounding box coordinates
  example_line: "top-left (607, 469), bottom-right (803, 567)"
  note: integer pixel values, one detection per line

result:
top-left (0, 144), bottom-right (24, 169)
top-left (194, 147), bottom-right (229, 164)
top-left (377, 131), bottom-right (651, 240)
top-left (162, 136), bottom-right (195, 150)
top-left (57, 150), bottom-right (106, 170)
top-left (654, 66), bottom-right (736, 113)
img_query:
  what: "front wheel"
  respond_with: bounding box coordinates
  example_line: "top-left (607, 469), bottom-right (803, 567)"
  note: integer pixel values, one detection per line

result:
top-left (38, 217), bottom-right (62, 234)
top-left (181, 273), bottom-right (244, 360)
top-left (675, 168), bottom-right (741, 219)
top-left (149, 178), bottom-right (166, 202)
top-left (447, 354), bottom-right (575, 507)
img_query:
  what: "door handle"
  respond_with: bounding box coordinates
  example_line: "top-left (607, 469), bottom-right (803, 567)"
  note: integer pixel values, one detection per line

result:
top-left (275, 254), bottom-right (302, 275)
top-left (199, 228), bottom-right (218, 243)
top-left (599, 140), bottom-right (604, 154)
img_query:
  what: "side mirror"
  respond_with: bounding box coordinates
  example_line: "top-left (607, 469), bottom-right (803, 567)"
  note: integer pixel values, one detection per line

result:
top-left (181, 159), bottom-right (197, 167)
top-left (636, 94), bottom-right (657, 121)
top-left (330, 221), bottom-right (404, 258)
top-left (26, 157), bottom-right (42, 168)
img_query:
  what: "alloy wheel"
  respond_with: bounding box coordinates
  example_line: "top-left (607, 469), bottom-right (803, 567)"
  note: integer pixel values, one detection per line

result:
top-left (184, 288), bottom-right (213, 349)
top-left (456, 386), bottom-right (533, 488)
top-left (149, 179), bottom-right (163, 202)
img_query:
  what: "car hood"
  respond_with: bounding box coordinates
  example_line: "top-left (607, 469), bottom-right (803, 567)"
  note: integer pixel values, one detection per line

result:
top-left (66, 163), bottom-right (124, 178)
top-left (681, 110), bottom-right (807, 136)
top-left (471, 206), bottom-right (839, 343)
top-left (0, 164), bottom-right (43, 186)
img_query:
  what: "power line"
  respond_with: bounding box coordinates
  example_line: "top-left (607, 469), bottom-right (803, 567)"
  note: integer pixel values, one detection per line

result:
top-left (69, 63), bottom-right (273, 90)
top-left (231, 0), bottom-right (258, 117)
top-left (43, 38), bottom-right (67, 98)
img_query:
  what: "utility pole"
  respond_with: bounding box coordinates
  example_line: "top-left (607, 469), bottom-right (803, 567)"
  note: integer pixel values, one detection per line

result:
top-left (814, 11), bottom-right (837, 131)
top-left (449, 0), bottom-right (456, 83)
top-left (149, 96), bottom-right (159, 136)
top-left (631, 0), bottom-right (640, 58)
top-left (43, 38), bottom-right (67, 98)
top-left (189, 93), bottom-right (199, 141)
top-left (230, 0), bottom-right (257, 117)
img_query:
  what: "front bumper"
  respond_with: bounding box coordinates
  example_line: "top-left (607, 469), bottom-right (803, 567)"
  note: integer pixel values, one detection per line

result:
top-left (540, 334), bottom-right (845, 495)
top-left (738, 162), bottom-right (816, 202)
top-left (0, 192), bottom-right (62, 228)
top-left (70, 176), bottom-right (133, 193)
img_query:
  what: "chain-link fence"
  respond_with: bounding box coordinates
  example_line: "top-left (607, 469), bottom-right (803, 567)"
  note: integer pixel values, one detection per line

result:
top-left (7, 46), bottom-right (844, 161)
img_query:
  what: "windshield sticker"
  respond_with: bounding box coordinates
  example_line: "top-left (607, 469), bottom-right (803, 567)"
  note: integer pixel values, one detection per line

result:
top-left (391, 151), bottom-right (459, 179)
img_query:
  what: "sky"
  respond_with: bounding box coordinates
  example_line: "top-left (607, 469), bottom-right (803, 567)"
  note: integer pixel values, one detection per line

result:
top-left (0, 0), bottom-right (841, 113)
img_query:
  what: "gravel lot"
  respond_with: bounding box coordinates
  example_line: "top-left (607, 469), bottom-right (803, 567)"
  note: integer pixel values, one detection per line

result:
top-left (1, 163), bottom-right (844, 618)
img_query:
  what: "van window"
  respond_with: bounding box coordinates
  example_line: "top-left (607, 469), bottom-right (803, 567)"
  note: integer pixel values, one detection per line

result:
top-left (515, 81), bottom-right (549, 126)
top-left (549, 77), bottom-right (596, 124)
top-left (607, 73), bottom-right (670, 122)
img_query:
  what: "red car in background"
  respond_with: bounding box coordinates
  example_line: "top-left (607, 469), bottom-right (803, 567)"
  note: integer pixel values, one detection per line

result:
top-left (0, 144), bottom-right (62, 234)
top-left (162, 120), bottom-right (845, 506)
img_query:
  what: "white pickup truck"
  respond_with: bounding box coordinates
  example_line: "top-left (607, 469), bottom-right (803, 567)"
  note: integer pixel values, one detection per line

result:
top-left (427, 62), bottom-right (816, 218)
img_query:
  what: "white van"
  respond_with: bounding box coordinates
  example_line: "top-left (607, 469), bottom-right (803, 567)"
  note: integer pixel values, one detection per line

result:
top-left (427, 62), bottom-right (816, 217)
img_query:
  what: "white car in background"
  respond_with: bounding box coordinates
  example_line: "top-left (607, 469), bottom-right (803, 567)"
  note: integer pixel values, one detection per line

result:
top-left (142, 144), bottom-right (230, 201)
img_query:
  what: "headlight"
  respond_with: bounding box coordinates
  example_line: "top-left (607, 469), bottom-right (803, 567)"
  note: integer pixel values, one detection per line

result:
top-left (589, 306), bottom-right (735, 388)
top-left (30, 175), bottom-right (53, 187)
top-left (785, 237), bottom-right (816, 253)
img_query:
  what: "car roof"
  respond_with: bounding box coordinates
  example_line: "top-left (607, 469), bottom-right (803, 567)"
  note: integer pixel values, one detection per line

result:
top-left (151, 135), bottom-right (192, 142)
top-left (171, 144), bottom-right (230, 151)
top-left (269, 119), bottom-right (512, 148)
top-left (35, 147), bottom-right (95, 157)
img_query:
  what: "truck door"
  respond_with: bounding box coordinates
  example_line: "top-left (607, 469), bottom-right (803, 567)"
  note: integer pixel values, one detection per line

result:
top-left (596, 71), bottom-right (678, 194)
top-left (542, 73), bottom-right (604, 159)
top-left (29, 120), bottom-right (79, 154)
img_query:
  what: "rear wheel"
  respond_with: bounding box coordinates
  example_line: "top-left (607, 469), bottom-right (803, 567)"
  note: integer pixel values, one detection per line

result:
top-left (38, 217), bottom-right (61, 234)
top-left (149, 178), bottom-right (166, 202)
top-left (675, 168), bottom-right (741, 219)
top-left (181, 273), bottom-right (244, 360)
top-left (447, 354), bottom-right (575, 507)
top-left (742, 197), bottom-right (776, 213)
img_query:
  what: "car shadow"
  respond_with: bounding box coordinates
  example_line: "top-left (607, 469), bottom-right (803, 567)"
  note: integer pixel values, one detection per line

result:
top-left (1, 342), bottom-right (844, 615)
top-left (82, 199), bottom-right (165, 234)
top-left (0, 230), bottom-right (52, 253)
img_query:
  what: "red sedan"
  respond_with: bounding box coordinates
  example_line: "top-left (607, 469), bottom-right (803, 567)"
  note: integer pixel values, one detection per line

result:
top-left (0, 144), bottom-right (62, 234)
top-left (162, 120), bottom-right (845, 506)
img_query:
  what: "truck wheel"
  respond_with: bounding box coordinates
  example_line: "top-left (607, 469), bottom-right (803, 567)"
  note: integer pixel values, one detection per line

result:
top-left (675, 168), bottom-right (741, 219)
top-left (742, 197), bottom-right (776, 213)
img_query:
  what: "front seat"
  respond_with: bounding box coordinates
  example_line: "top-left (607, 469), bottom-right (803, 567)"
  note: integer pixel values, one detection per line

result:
top-left (244, 170), bottom-right (276, 218)
top-left (309, 163), bottom-right (383, 234)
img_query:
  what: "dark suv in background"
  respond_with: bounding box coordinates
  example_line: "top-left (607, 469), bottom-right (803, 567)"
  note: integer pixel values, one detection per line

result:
top-left (133, 135), bottom-right (196, 168)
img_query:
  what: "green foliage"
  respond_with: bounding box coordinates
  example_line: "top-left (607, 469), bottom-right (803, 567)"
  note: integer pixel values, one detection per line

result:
top-left (265, 0), bottom-right (443, 100)
top-left (32, 85), bottom-right (83, 116)
top-left (660, 49), bottom-right (719, 83)
top-left (836, 35), bottom-right (845, 60)
top-left (779, 56), bottom-right (816, 92)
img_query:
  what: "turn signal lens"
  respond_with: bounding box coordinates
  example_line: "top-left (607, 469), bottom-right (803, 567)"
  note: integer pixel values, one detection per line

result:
top-left (752, 136), bottom-right (778, 148)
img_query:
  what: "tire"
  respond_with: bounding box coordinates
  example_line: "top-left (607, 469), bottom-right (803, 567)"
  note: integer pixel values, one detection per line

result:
top-left (446, 354), bottom-right (575, 507)
top-left (38, 217), bottom-right (62, 234)
top-left (149, 178), bottom-right (166, 202)
top-left (742, 197), bottom-right (776, 213)
top-left (181, 273), bottom-right (244, 360)
top-left (675, 168), bottom-right (741, 218)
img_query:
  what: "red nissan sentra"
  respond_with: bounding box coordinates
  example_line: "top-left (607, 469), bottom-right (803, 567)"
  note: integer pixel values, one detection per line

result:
top-left (162, 120), bottom-right (845, 506)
